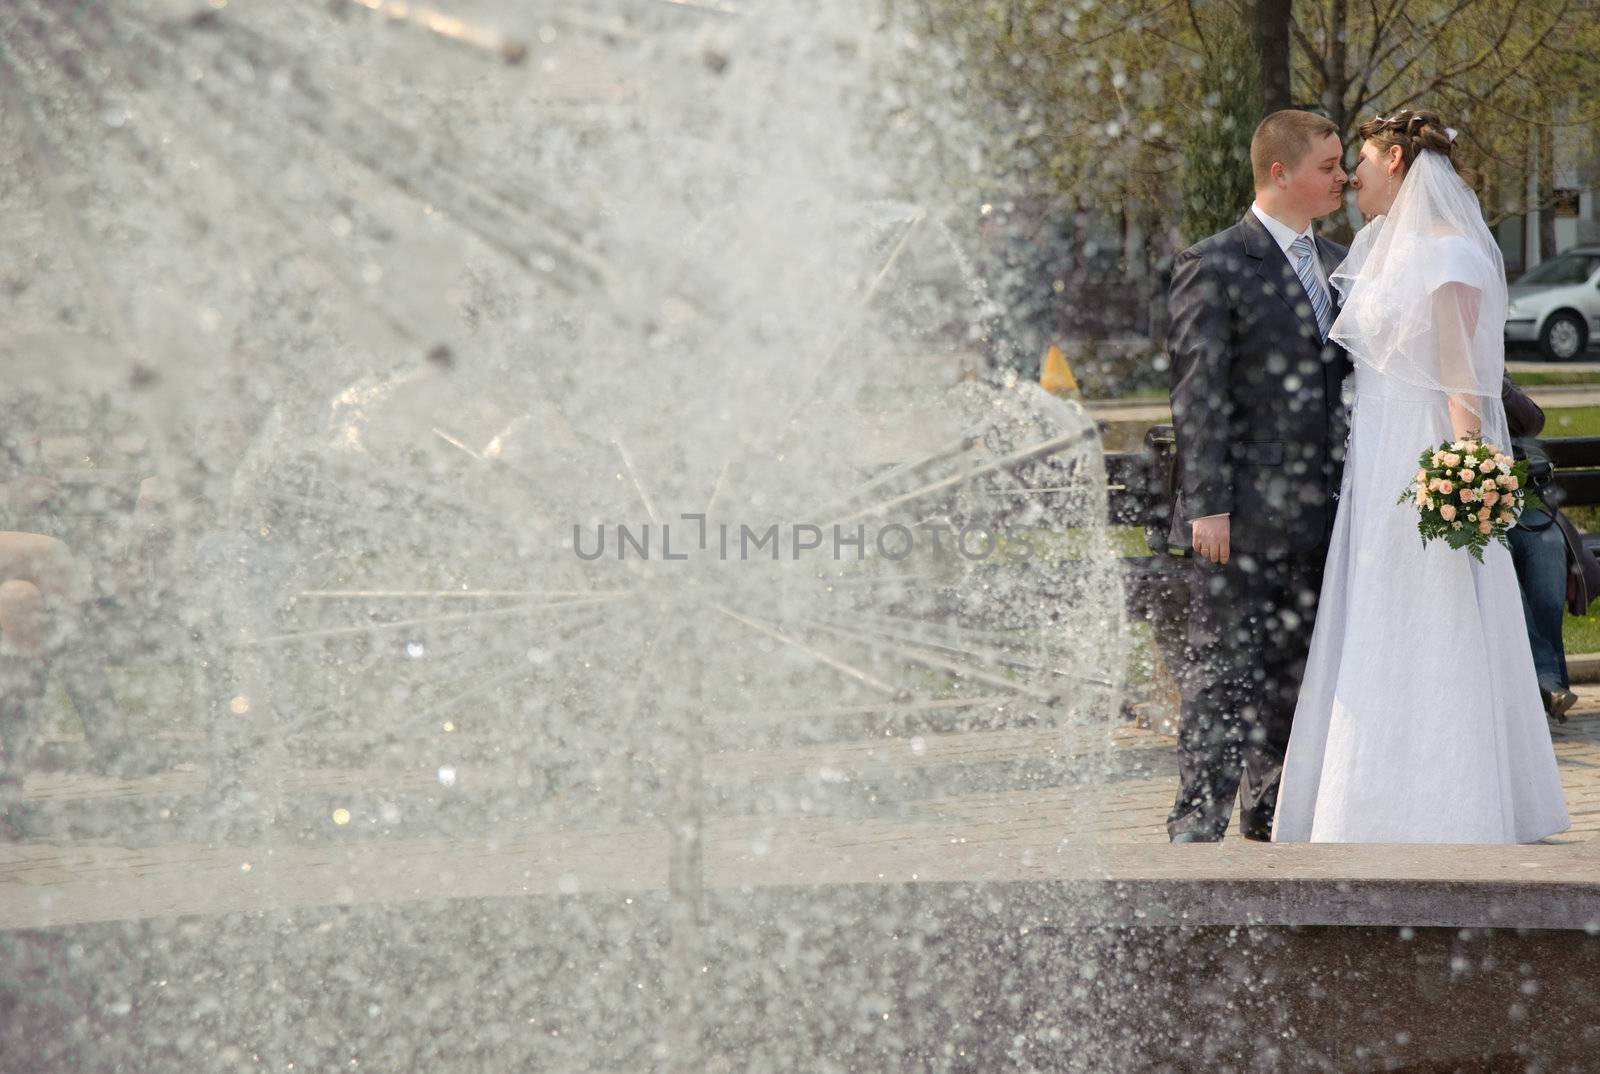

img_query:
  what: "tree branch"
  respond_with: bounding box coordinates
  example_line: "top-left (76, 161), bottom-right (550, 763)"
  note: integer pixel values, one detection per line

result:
top-left (1344, 0), bottom-right (1420, 122)
top-left (1289, 20), bottom-right (1328, 84)
top-left (1184, 0), bottom-right (1208, 56)
top-left (1360, 0), bottom-right (1514, 111)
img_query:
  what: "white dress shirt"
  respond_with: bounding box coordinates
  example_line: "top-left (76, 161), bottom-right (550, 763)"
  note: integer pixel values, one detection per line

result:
top-left (1250, 202), bottom-right (1329, 291)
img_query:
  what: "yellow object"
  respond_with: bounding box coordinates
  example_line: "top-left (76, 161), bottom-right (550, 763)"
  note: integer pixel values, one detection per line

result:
top-left (1040, 343), bottom-right (1080, 398)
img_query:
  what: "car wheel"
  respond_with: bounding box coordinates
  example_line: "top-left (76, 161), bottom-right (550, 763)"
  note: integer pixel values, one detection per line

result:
top-left (1539, 311), bottom-right (1588, 361)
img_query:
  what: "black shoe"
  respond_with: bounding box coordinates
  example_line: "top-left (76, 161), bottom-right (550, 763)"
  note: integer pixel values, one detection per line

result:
top-left (1170, 830), bottom-right (1221, 844)
top-left (1240, 828), bottom-right (1273, 843)
top-left (1547, 689), bottom-right (1578, 724)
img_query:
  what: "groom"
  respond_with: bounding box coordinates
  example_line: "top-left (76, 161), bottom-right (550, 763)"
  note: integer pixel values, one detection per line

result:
top-left (1164, 109), bottom-right (1352, 843)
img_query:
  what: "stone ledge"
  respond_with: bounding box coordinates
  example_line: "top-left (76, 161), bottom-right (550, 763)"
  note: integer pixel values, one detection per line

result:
top-left (4, 815), bottom-right (1597, 933)
top-left (1567, 650), bottom-right (1600, 683)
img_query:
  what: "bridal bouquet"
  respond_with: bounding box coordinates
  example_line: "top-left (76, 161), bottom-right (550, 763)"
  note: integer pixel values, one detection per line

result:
top-left (1398, 438), bottom-right (1544, 561)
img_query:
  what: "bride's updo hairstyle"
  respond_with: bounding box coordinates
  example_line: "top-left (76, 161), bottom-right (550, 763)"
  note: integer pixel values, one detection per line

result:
top-left (1357, 109), bottom-right (1473, 184)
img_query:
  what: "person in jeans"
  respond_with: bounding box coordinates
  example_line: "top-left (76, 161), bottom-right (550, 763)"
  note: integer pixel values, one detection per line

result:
top-left (1503, 375), bottom-right (1597, 722)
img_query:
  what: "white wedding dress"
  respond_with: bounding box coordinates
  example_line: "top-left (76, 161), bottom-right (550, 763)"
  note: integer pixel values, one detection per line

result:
top-left (1273, 153), bottom-right (1570, 844)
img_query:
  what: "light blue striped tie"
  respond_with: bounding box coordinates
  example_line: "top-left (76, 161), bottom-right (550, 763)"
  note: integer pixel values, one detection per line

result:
top-left (1289, 235), bottom-right (1334, 340)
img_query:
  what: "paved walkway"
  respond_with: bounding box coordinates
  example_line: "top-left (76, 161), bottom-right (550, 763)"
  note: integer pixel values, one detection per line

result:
top-left (1076, 693), bottom-right (1600, 846)
top-left (5, 687), bottom-right (1600, 929)
top-left (13, 692), bottom-right (1600, 848)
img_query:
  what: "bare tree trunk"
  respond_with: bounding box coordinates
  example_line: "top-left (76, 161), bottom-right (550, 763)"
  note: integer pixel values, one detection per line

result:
top-left (1522, 127), bottom-right (1539, 272)
top-left (1320, 0), bottom-right (1348, 133)
top-left (1250, 0), bottom-right (1293, 114)
top-left (1538, 120), bottom-right (1558, 261)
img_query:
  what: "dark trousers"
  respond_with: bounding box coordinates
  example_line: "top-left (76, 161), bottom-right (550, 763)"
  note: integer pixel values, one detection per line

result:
top-left (1508, 510), bottom-right (1569, 693)
top-left (1167, 547), bottom-right (1326, 841)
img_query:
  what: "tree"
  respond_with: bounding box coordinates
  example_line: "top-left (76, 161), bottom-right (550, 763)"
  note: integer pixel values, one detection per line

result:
top-left (888, 0), bottom-right (1600, 218)
top-left (1181, 21), bottom-right (1261, 245)
top-left (881, 0), bottom-right (1600, 353)
top-left (1249, 0), bottom-right (1294, 113)
top-left (1287, 0), bottom-right (1600, 225)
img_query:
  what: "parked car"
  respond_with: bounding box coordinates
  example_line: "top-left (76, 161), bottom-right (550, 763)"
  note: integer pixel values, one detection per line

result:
top-left (1504, 246), bottom-right (1600, 360)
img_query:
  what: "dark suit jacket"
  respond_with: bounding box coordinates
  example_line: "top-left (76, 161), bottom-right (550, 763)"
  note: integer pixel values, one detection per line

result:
top-left (1165, 210), bottom-right (1353, 557)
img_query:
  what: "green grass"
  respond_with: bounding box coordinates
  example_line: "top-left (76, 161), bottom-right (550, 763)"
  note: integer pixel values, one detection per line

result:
top-left (1542, 406), bottom-right (1600, 437)
top-left (1564, 611), bottom-right (1600, 656)
top-left (1509, 370), bottom-right (1600, 387)
top-left (1013, 526), bottom-right (1151, 561)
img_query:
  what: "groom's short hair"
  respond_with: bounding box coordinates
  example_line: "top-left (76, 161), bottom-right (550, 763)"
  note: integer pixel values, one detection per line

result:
top-left (1251, 110), bottom-right (1340, 187)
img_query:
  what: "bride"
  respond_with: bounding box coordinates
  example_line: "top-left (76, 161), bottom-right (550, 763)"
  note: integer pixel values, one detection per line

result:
top-left (1272, 110), bottom-right (1570, 844)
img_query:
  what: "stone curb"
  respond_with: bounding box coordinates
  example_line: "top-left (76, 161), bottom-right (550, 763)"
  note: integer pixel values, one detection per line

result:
top-left (1567, 652), bottom-right (1600, 684)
